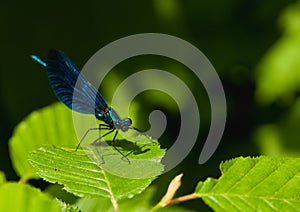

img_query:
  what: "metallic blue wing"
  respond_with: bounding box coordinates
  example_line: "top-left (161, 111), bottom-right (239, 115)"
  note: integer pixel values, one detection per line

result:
top-left (43, 50), bottom-right (109, 115)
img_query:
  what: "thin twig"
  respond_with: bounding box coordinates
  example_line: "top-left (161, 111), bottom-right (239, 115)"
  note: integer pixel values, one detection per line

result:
top-left (18, 177), bottom-right (28, 184)
top-left (165, 193), bottom-right (199, 207)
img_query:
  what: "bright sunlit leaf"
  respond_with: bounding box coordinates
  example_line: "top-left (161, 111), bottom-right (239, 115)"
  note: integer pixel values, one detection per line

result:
top-left (9, 102), bottom-right (77, 179)
top-left (0, 183), bottom-right (61, 212)
top-left (196, 156), bottom-right (300, 211)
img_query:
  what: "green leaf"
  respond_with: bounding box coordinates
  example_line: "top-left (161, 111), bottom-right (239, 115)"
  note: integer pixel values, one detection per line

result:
top-left (0, 182), bottom-right (61, 212)
top-left (254, 97), bottom-right (300, 157)
top-left (255, 2), bottom-right (300, 104)
top-left (55, 199), bottom-right (80, 212)
top-left (75, 187), bottom-right (191, 212)
top-left (0, 172), bottom-right (6, 185)
top-left (45, 184), bottom-right (78, 204)
top-left (10, 101), bottom-right (165, 180)
top-left (196, 156), bottom-right (300, 211)
top-left (254, 125), bottom-right (283, 156)
top-left (75, 198), bottom-right (113, 212)
top-left (85, 130), bottom-right (165, 179)
top-left (28, 144), bottom-right (164, 203)
top-left (9, 102), bottom-right (77, 179)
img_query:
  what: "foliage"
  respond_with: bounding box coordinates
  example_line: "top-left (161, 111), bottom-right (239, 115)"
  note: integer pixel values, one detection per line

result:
top-left (0, 181), bottom-right (62, 212)
top-left (2, 1), bottom-right (300, 211)
top-left (195, 156), bottom-right (300, 211)
top-left (256, 1), bottom-right (300, 104)
top-left (255, 1), bottom-right (300, 157)
top-left (3, 103), bottom-right (300, 211)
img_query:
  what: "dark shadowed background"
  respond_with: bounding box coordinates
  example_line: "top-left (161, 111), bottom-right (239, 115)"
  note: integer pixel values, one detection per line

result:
top-left (1, 0), bottom-right (300, 210)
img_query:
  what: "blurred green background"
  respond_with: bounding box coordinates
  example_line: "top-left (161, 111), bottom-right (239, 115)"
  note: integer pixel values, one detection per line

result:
top-left (2, 0), bottom-right (300, 210)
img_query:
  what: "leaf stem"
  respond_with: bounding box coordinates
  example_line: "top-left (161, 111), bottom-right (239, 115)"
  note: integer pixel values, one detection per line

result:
top-left (111, 199), bottom-right (119, 212)
top-left (153, 174), bottom-right (201, 210)
top-left (18, 177), bottom-right (28, 184)
top-left (165, 193), bottom-right (199, 207)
